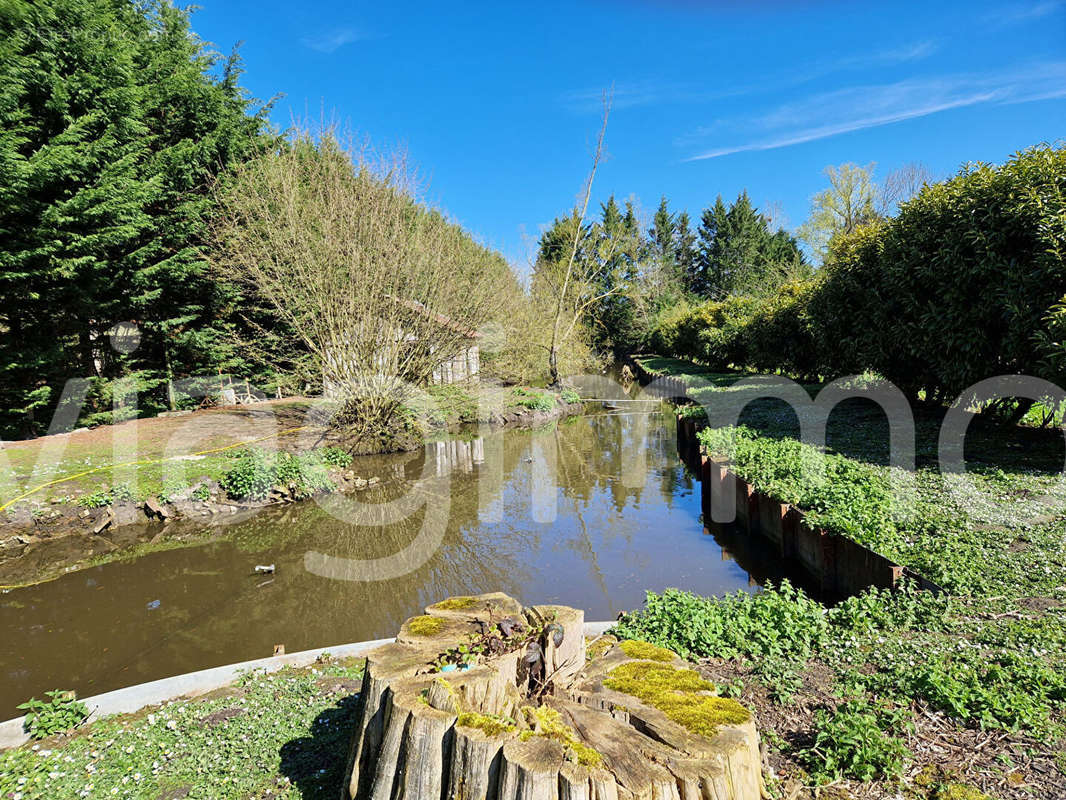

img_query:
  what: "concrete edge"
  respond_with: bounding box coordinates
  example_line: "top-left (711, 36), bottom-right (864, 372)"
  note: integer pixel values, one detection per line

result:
top-left (0, 620), bottom-right (617, 751)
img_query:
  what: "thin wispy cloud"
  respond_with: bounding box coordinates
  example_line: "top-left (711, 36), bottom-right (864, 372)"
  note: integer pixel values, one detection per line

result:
top-left (817, 40), bottom-right (939, 74)
top-left (300, 27), bottom-right (366, 54)
top-left (983, 0), bottom-right (1063, 27)
top-left (562, 81), bottom-right (719, 113)
top-left (563, 40), bottom-right (938, 114)
top-left (685, 61), bottom-right (1066, 161)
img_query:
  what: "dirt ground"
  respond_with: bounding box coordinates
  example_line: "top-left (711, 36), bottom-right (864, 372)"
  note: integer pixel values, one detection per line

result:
top-left (1, 398), bottom-right (314, 490)
top-left (696, 657), bottom-right (1066, 800)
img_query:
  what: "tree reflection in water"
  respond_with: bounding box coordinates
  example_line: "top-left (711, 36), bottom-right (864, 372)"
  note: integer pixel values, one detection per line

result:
top-left (0, 412), bottom-right (762, 716)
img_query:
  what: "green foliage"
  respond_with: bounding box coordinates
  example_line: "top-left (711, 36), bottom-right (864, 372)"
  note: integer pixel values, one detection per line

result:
top-left (827, 583), bottom-right (950, 633)
top-left (0, 0), bottom-right (273, 438)
top-left (797, 162), bottom-right (878, 264)
top-left (691, 192), bottom-right (806, 298)
top-left (17, 690), bottom-right (89, 739)
top-left (801, 698), bottom-right (911, 782)
top-left (273, 452), bottom-right (334, 499)
top-left (425, 384), bottom-right (479, 425)
top-left (317, 447), bottom-right (353, 468)
top-left (615, 582), bottom-right (1066, 739)
top-left (845, 144), bottom-right (1066, 401)
top-left (648, 295), bottom-right (760, 369)
top-left (76, 483), bottom-right (134, 508)
top-left (693, 395), bottom-right (1066, 595)
top-left (842, 619), bottom-right (1066, 734)
top-left (560, 388), bottom-right (581, 404)
top-left (534, 186), bottom-right (805, 358)
top-left (219, 447), bottom-right (336, 500)
top-left (586, 196), bottom-right (644, 355)
top-left (0, 661), bottom-right (365, 798)
top-left (612, 581), bottom-right (828, 664)
top-left (650, 145), bottom-right (1066, 401)
top-left (219, 448), bottom-right (275, 500)
top-left (698, 425), bottom-right (903, 552)
top-left (511, 387), bottom-right (555, 412)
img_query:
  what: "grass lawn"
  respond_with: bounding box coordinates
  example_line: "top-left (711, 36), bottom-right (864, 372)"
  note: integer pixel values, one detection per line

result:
top-left (0, 401), bottom-right (314, 513)
top-left (1, 384), bottom-right (578, 517)
top-left (0, 658), bottom-right (365, 800)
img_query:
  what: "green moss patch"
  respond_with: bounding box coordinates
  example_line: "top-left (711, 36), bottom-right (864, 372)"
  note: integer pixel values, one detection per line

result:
top-left (586, 635), bottom-right (616, 660)
top-left (407, 615), bottom-right (445, 636)
top-left (936, 786), bottom-right (993, 800)
top-left (432, 596), bottom-right (479, 611)
top-left (618, 639), bottom-right (676, 662)
top-left (518, 706), bottom-right (603, 768)
top-left (604, 661), bottom-right (751, 738)
top-left (456, 711), bottom-right (517, 738)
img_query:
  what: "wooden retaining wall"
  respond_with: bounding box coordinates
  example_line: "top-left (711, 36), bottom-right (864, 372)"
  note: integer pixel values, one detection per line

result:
top-left (630, 358), bottom-right (688, 401)
top-left (682, 413), bottom-right (942, 597)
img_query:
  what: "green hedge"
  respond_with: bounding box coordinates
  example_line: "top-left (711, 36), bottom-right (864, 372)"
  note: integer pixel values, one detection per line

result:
top-left (650, 144), bottom-right (1066, 399)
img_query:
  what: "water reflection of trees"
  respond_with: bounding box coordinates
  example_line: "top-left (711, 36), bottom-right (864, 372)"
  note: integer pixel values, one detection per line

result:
top-left (0, 413), bottom-right (726, 716)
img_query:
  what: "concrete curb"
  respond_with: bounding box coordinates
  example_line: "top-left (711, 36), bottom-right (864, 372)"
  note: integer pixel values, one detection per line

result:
top-left (0, 621), bottom-right (617, 751)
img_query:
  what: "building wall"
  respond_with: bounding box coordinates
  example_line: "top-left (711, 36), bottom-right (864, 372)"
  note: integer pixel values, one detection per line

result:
top-left (431, 342), bottom-right (479, 385)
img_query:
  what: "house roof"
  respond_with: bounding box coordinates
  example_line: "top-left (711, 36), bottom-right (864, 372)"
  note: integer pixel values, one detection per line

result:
top-left (393, 297), bottom-right (482, 339)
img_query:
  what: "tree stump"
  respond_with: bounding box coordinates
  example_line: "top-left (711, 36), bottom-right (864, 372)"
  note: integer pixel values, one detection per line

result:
top-left (342, 592), bottom-right (762, 800)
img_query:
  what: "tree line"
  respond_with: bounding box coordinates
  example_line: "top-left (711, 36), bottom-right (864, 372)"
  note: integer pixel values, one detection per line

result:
top-left (650, 144), bottom-right (1066, 411)
top-left (0, 0), bottom-right (551, 440)
top-left (530, 152), bottom-right (939, 367)
top-left (0, 0), bottom-right (272, 437)
top-left (532, 190), bottom-right (808, 359)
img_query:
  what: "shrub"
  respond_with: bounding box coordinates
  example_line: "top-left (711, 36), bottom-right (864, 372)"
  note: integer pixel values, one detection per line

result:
top-left (318, 447), bottom-right (353, 468)
top-left (801, 699), bottom-right (911, 782)
top-left (18, 690), bottom-right (90, 739)
top-left (219, 448), bottom-right (336, 500)
top-left (220, 448), bottom-right (276, 500)
top-left (76, 483), bottom-right (134, 508)
top-left (650, 144), bottom-right (1066, 402)
top-left (612, 581), bottom-right (828, 664)
top-left (273, 452), bottom-right (334, 498)
top-left (511, 387), bottom-right (554, 412)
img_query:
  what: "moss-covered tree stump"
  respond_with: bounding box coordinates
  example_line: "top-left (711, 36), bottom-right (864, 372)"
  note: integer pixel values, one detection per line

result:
top-left (342, 592), bottom-right (762, 800)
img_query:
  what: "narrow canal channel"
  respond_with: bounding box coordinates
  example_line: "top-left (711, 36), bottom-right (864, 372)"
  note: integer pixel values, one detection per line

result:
top-left (0, 408), bottom-right (790, 716)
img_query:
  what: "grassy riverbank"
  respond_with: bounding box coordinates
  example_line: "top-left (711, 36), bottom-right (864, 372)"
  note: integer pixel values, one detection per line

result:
top-left (0, 383), bottom-right (582, 580)
top-left (623, 355), bottom-right (1066, 797)
top-left (1, 384), bottom-right (577, 515)
top-left (0, 658), bottom-right (365, 800)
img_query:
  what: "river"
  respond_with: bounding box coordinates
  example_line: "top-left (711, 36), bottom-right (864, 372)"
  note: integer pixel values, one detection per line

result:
top-left (0, 407), bottom-right (789, 717)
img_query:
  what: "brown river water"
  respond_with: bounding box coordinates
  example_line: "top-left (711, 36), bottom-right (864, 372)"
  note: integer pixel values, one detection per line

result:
top-left (0, 408), bottom-right (791, 717)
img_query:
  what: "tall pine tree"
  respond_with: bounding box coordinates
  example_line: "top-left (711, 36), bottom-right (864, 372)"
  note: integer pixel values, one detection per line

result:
top-left (692, 192), bottom-right (805, 298)
top-left (695, 196), bottom-right (729, 297)
top-left (674, 210), bottom-right (697, 295)
top-left (0, 0), bottom-right (270, 436)
top-left (648, 196), bottom-right (675, 269)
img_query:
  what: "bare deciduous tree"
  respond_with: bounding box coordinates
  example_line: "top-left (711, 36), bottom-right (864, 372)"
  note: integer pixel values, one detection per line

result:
top-left (539, 93), bottom-right (624, 385)
top-left (211, 125), bottom-right (512, 447)
top-left (878, 162), bottom-right (934, 215)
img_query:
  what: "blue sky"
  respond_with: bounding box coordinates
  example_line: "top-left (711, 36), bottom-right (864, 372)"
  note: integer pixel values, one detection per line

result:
top-left (191, 0), bottom-right (1066, 272)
